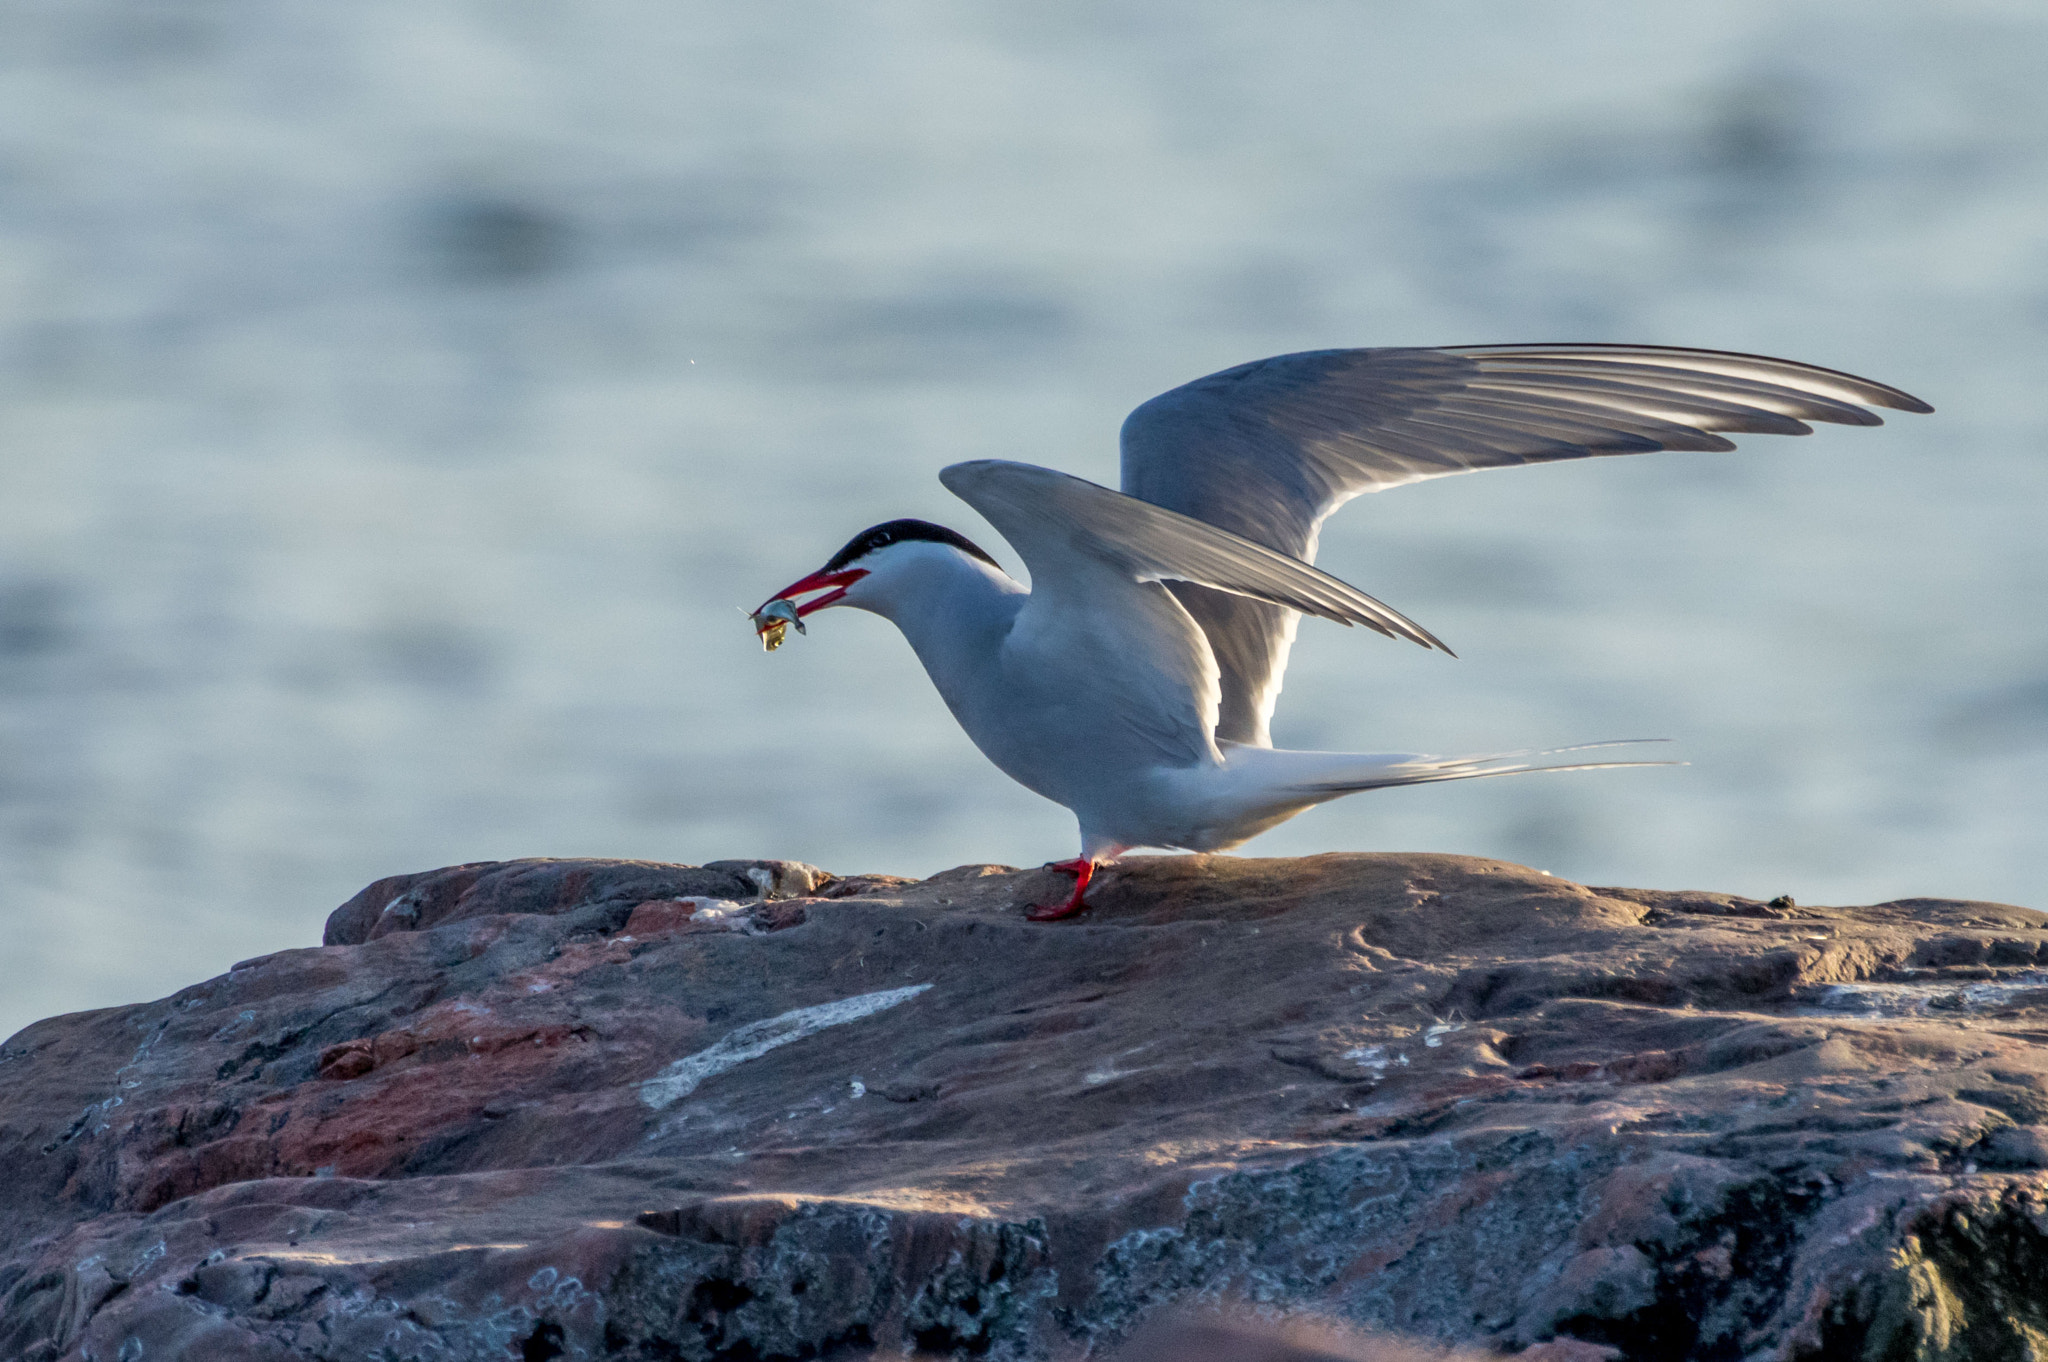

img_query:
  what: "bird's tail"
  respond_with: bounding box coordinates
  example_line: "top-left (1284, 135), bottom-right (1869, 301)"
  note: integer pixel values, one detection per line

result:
top-left (1222, 739), bottom-right (1680, 798)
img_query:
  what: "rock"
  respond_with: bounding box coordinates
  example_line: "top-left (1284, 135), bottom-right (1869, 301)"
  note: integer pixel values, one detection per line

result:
top-left (2, 852), bottom-right (2046, 1360)
top-left (1115, 1312), bottom-right (1501, 1361)
top-left (319, 856), bottom-right (830, 946)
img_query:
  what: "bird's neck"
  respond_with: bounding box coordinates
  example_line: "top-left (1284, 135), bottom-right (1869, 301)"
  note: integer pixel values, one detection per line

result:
top-left (849, 555), bottom-right (1025, 699)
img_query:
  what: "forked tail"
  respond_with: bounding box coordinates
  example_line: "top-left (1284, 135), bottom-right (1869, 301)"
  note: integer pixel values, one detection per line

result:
top-left (1222, 739), bottom-right (1680, 798)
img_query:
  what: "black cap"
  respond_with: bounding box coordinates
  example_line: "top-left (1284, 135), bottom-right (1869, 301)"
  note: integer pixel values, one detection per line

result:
top-left (822, 519), bottom-right (1000, 573)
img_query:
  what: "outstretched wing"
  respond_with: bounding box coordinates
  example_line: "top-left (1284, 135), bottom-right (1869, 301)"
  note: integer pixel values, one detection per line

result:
top-left (939, 459), bottom-right (1446, 647)
top-left (939, 459), bottom-right (1450, 770)
top-left (1120, 343), bottom-right (1931, 746)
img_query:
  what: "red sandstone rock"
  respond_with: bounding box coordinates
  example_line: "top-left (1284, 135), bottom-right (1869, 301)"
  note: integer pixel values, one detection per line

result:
top-left (1, 853), bottom-right (2046, 1360)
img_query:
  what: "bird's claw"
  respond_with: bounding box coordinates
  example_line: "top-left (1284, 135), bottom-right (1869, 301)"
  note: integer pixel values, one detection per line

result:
top-left (1026, 857), bottom-right (1096, 921)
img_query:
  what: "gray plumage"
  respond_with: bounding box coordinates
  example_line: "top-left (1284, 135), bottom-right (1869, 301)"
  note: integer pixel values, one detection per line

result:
top-left (1119, 343), bottom-right (1931, 747)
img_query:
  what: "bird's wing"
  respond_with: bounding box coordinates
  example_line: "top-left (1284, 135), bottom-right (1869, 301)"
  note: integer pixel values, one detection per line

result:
top-left (939, 460), bottom-right (1445, 646)
top-left (1120, 343), bottom-right (1931, 746)
top-left (938, 459), bottom-right (1448, 769)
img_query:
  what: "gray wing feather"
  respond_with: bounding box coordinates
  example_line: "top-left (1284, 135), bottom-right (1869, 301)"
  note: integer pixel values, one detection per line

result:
top-left (938, 460), bottom-right (1448, 649)
top-left (1121, 343), bottom-right (1930, 746)
top-left (940, 459), bottom-right (1447, 771)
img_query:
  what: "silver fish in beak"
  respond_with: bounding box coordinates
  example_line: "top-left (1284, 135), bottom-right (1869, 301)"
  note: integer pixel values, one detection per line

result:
top-left (750, 597), bottom-right (806, 651)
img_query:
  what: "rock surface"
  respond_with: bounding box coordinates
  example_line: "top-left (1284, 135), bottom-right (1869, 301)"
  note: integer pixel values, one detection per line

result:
top-left (3, 853), bottom-right (2047, 1361)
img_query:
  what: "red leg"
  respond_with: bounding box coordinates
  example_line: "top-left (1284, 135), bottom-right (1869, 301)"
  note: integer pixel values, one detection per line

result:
top-left (1026, 857), bottom-right (1096, 922)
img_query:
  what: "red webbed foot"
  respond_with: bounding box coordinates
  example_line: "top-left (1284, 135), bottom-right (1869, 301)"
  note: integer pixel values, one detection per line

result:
top-left (1025, 857), bottom-right (1096, 922)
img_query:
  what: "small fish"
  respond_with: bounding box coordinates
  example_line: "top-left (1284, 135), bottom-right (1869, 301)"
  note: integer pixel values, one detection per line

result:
top-left (749, 598), bottom-right (806, 652)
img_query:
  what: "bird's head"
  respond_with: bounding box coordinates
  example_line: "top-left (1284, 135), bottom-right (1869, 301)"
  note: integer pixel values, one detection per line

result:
top-left (753, 519), bottom-right (1002, 643)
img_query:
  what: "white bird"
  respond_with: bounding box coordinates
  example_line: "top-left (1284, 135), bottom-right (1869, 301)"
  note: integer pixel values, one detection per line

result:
top-left (753, 344), bottom-right (1930, 920)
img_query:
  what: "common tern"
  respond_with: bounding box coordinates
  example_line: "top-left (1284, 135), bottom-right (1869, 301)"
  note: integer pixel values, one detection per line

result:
top-left (754, 344), bottom-right (1929, 920)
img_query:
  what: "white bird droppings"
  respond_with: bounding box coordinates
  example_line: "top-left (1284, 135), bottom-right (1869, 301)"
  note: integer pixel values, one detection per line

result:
top-left (638, 985), bottom-right (932, 1109)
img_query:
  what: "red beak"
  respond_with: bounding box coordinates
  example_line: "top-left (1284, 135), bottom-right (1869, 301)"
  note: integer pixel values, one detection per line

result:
top-left (756, 566), bottom-right (869, 626)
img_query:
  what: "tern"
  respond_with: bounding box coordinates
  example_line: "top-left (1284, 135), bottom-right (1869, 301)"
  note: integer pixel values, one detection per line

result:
top-left (754, 344), bottom-right (1929, 920)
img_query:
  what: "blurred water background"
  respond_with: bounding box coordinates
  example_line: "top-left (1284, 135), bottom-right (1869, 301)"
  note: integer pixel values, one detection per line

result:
top-left (2, 0), bottom-right (2044, 1040)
